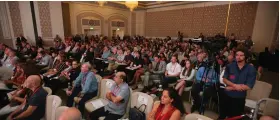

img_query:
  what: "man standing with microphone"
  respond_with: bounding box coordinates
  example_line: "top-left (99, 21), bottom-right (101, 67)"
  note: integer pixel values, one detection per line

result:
top-left (219, 47), bottom-right (256, 119)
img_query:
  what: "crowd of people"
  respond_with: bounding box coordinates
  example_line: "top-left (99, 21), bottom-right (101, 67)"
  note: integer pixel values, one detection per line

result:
top-left (0, 32), bottom-right (274, 120)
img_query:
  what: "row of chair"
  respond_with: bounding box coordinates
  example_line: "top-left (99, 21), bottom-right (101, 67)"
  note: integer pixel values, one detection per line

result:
top-left (42, 76), bottom-right (277, 120)
top-left (43, 86), bottom-right (214, 120)
top-left (42, 93), bottom-right (279, 120)
top-left (72, 76), bottom-right (212, 120)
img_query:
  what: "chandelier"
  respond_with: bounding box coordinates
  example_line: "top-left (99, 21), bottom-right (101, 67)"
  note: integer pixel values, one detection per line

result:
top-left (96, 1), bottom-right (107, 6)
top-left (125, 1), bottom-right (138, 11)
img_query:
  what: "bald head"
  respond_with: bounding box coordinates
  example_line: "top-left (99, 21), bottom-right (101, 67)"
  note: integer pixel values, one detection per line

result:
top-left (260, 116), bottom-right (276, 120)
top-left (59, 107), bottom-right (81, 120)
top-left (25, 75), bottom-right (41, 90)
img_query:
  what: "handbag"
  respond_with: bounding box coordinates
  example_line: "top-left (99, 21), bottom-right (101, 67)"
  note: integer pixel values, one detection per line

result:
top-left (129, 104), bottom-right (147, 120)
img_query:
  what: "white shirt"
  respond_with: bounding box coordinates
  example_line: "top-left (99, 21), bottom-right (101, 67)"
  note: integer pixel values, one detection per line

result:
top-left (116, 54), bottom-right (125, 62)
top-left (227, 41), bottom-right (231, 48)
top-left (80, 50), bottom-right (87, 63)
top-left (180, 68), bottom-right (196, 81)
top-left (71, 47), bottom-right (78, 53)
top-left (223, 51), bottom-right (229, 57)
top-left (65, 46), bottom-right (71, 53)
top-left (220, 68), bottom-right (226, 85)
top-left (166, 62), bottom-right (182, 76)
top-left (62, 66), bottom-right (72, 72)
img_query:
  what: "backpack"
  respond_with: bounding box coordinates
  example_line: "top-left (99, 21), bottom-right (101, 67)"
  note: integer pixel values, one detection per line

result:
top-left (129, 104), bottom-right (147, 120)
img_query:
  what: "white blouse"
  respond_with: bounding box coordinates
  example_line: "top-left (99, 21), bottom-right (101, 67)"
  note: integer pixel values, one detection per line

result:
top-left (180, 68), bottom-right (196, 81)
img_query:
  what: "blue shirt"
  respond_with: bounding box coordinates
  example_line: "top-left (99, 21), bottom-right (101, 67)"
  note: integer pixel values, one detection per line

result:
top-left (196, 67), bottom-right (218, 85)
top-left (74, 72), bottom-right (98, 94)
top-left (149, 57), bottom-right (154, 62)
top-left (105, 82), bottom-right (130, 115)
top-left (101, 51), bottom-right (111, 59)
top-left (223, 62), bottom-right (256, 98)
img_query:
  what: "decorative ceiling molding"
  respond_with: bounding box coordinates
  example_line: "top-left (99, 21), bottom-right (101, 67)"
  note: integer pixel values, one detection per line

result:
top-left (66, 1), bottom-right (205, 11)
top-left (69, 1), bottom-right (248, 11)
top-left (66, 2), bottom-right (131, 12)
top-left (146, 1), bottom-right (204, 9)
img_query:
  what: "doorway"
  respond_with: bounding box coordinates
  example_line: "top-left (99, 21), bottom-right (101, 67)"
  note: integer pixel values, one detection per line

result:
top-left (112, 29), bottom-right (124, 39)
top-left (116, 30), bottom-right (124, 39)
top-left (84, 29), bottom-right (101, 36)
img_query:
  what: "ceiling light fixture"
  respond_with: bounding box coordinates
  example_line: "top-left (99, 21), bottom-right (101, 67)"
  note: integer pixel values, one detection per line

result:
top-left (125, 1), bottom-right (138, 11)
top-left (96, 1), bottom-right (107, 7)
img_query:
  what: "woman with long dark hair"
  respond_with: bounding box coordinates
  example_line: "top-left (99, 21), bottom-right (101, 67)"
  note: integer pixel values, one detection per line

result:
top-left (175, 60), bottom-right (195, 96)
top-left (148, 88), bottom-right (185, 120)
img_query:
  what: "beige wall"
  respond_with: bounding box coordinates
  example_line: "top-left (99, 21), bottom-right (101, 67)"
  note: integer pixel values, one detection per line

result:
top-left (68, 2), bottom-right (133, 38)
top-left (135, 10), bottom-right (146, 36)
top-left (252, 1), bottom-right (279, 52)
top-left (0, 2), bottom-right (13, 47)
top-left (0, 1), bottom-right (35, 48)
top-left (146, 1), bottom-right (245, 12)
top-left (34, 1), bottom-right (64, 45)
top-left (145, 1), bottom-right (279, 52)
top-left (0, 1), bottom-right (64, 48)
top-left (145, 1), bottom-right (258, 39)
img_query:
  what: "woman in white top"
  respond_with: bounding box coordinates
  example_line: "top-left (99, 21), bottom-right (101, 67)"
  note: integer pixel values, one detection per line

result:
top-left (175, 60), bottom-right (195, 96)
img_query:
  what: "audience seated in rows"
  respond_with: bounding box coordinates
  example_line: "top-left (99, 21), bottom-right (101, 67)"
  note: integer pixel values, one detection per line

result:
top-left (0, 32), bottom-right (270, 120)
top-left (47, 60), bottom-right (81, 94)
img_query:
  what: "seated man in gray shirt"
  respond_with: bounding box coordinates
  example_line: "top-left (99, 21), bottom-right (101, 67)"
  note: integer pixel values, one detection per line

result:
top-left (89, 72), bottom-right (130, 120)
top-left (142, 55), bottom-right (166, 92)
top-left (36, 51), bottom-right (52, 69)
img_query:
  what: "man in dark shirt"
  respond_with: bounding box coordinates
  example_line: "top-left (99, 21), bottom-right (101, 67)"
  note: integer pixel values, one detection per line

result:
top-left (219, 48), bottom-right (256, 119)
top-left (74, 34), bottom-right (81, 43)
top-left (244, 36), bottom-right (253, 49)
top-left (199, 33), bottom-right (205, 43)
top-left (126, 51), bottom-right (143, 84)
top-left (124, 49), bottom-right (134, 65)
top-left (48, 60), bottom-right (81, 94)
top-left (8, 75), bottom-right (48, 120)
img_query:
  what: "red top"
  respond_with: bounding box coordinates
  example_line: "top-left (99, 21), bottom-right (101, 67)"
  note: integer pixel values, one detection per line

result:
top-left (13, 69), bottom-right (26, 85)
top-left (155, 104), bottom-right (176, 120)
